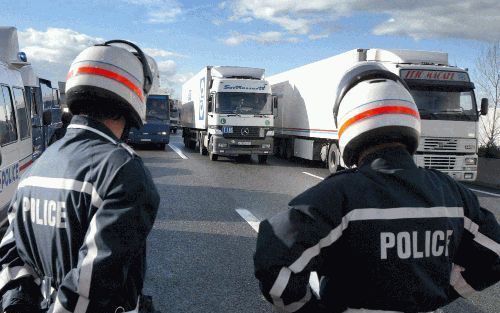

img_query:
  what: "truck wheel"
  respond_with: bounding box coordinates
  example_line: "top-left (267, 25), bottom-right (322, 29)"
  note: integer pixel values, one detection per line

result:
top-left (208, 137), bottom-right (218, 161)
top-left (158, 143), bottom-right (166, 150)
top-left (258, 155), bottom-right (268, 164)
top-left (199, 137), bottom-right (208, 155)
top-left (285, 139), bottom-right (293, 159)
top-left (328, 143), bottom-right (341, 173)
top-left (173, 129), bottom-right (177, 134)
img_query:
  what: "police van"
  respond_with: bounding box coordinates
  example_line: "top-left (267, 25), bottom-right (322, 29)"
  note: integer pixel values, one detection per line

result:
top-left (0, 27), bottom-right (35, 230)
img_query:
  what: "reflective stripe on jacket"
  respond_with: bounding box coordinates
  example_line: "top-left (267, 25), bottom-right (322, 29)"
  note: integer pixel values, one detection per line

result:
top-left (254, 147), bottom-right (500, 313)
top-left (0, 115), bottom-right (160, 313)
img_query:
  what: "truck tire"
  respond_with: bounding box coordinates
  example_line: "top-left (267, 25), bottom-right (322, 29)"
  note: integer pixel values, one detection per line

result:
top-left (208, 137), bottom-right (218, 161)
top-left (199, 137), bottom-right (208, 155)
top-left (173, 128), bottom-right (177, 134)
top-left (328, 143), bottom-right (341, 174)
top-left (258, 155), bottom-right (268, 164)
top-left (285, 139), bottom-right (293, 159)
top-left (158, 143), bottom-right (166, 150)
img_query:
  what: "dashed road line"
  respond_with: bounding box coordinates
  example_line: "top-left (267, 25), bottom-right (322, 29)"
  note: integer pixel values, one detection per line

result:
top-left (235, 208), bottom-right (260, 232)
top-left (235, 208), bottom-right (321, 297)
top-left (168, 143), bottom-right (188, 159)
top-left (302, 171), bottom-right (325, 180)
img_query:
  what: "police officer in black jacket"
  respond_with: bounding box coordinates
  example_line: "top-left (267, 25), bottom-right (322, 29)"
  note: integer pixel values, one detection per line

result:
top-left (0, 40), bottom-right (160, 313)
top-left (254, 64), bottom-right (500, 313)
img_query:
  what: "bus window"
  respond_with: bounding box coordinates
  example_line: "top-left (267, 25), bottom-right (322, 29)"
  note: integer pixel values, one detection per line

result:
top-left (13, 87), bottom-right (31, 140)
top-left (0, 86), bottom-right (18, 145)
top-left (41, 83), bottom-right (53, 110)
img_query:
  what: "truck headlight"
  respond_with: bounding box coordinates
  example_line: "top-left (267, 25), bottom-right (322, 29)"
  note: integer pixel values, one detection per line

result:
top-left (464, 173), bottom-right (474, 179)
top-left (464, 158), bottom-right (477, 165)
top-left (266, 130), bottom-right (274, 136)
top-left (158, 131), bottom-right (167, 135)
top-left (262, 144), bottom-right (271, 149)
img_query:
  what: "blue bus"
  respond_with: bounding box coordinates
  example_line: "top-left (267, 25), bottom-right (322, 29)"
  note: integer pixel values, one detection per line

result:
top-left (128, 94), bottom-right (170, 150)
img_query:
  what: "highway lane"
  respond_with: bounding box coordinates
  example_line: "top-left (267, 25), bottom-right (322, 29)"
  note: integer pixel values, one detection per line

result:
top-left (138, 133), bottom-right (499, 313)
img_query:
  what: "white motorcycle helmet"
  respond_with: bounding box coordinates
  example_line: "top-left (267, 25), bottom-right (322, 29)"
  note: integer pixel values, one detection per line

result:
top-left (333, 63), bottom-right (421, 167)
top-left (65, 40), bottom-right (153, 128)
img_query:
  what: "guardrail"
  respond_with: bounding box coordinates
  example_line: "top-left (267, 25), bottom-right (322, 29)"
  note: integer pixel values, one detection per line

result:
top-left (477, 157), bottom-right (500, 188)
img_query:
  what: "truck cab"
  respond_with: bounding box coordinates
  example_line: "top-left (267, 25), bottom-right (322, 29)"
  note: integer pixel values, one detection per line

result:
top-left (0, 27), bottom-right (34, 230)
top-left (182, 66), bottom-right (274, 163)
top-left (365, 49), bottom-right (486, 181)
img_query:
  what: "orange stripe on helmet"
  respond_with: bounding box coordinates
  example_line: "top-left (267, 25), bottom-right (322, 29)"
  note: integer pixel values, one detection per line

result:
top-left (68, 66), bottom-right (144, 101)
top-left (338, 105), bottom-right (420, 138)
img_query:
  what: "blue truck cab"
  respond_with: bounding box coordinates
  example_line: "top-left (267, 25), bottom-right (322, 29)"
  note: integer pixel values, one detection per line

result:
top-left (128, 94), bottom-right (170, 150)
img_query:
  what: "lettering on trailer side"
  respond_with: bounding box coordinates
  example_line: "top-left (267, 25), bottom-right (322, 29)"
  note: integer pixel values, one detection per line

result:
top-left (199, 78), bottom-right (205, 121)
top-left (22, 196), bottom-right (67, 229)
top-left (380, 230), bottom-right (453, 259)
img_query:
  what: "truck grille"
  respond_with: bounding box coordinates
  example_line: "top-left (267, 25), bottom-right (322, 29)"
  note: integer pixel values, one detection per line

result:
top-left (423, 138), bottom-right (458, 152)
top-left (223, 126), bottom-right (261, 138)
top-left (424, 156), bottom-right (457, 170)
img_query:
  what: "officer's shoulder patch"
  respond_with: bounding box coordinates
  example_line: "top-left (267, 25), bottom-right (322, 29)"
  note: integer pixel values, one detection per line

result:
top-left (324, 168), bottom-right (358, 181)
top-left (118, 142), bottom-right (137, 156)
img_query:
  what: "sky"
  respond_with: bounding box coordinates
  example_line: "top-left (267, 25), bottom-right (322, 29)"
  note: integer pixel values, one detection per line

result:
top-left (1, 0), bottom-right (499, 98)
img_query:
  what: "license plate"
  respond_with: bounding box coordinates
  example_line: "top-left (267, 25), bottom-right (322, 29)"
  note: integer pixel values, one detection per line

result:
top-left (141, 139), bottom-right (151, 142)
top-left (237, 141), bottom-right (251, 145)
top-left (222, 127), bottom-right (233, 134)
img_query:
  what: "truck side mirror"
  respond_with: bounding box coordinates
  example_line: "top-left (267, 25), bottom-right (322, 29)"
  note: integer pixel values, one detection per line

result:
top-left (208, 95), bottom-right (213, 113)
top-left (272, 96), bottom-right (278, 110)
top-left (42, 110), bottom-right (52, 126)
top-left (480, 98), bottom-right (489, 116)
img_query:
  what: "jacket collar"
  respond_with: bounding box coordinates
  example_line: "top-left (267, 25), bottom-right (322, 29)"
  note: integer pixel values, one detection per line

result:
top-left (359, 146), bottom-right (417, 172)
top-left (67, 115), bottom-right (120, 144)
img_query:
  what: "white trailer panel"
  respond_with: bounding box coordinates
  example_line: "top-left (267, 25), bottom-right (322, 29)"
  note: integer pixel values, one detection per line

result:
top-left (181, 67), bottom-right (209, 130)
top-left (268, 50), bottom-right (363, 140)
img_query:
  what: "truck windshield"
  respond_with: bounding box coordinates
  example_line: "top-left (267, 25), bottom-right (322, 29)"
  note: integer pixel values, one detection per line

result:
top-left (409, 86), bottom-right (478, 121)
top-left (146, 96), bottom-right (169, 121)
top-left (217, 92), bottom-right (272, 115)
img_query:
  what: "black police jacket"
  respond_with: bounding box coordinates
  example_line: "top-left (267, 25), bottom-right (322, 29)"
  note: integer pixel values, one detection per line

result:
top-left (254, 147), bottom-right (500, 313)
top-left (0, 116), bottom-right (160, 313)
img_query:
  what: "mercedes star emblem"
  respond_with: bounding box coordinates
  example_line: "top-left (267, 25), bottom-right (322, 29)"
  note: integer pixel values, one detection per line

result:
top-left (241, 128), bottom-right (250, 136)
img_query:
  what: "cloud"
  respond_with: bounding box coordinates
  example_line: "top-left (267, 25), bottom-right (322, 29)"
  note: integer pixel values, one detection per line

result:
top-left (122, 0), bottom-right (183, 23)
top-left (143, 47), bottom-right (184, 58)
top-left (223, 31), bottom-right (300, 46)
top-left (227, 0), bottom-right (500, 42)
top-left (18, 27), bottom-right (185, 96)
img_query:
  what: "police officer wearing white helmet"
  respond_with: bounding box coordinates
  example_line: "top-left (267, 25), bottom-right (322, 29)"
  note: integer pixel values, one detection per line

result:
top-left (0, 40), bottom-right (160, 313)
top-left (254, 64), bottom-right (500, 313)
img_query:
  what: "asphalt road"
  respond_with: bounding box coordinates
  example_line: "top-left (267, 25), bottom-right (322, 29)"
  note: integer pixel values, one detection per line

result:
top-left (137, 133), bottom-right (500, 313)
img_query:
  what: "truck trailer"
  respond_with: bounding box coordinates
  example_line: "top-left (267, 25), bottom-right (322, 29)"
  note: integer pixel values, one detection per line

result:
top-left (269, 49), bottom-right (488, 180)
top-left (181, 66), bottom-right (274, 163)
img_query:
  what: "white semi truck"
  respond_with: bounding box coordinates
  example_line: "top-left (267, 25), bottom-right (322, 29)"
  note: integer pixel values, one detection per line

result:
top-left (181, 66), bottom-right (274, 163)
top-left (269, 49), bottom-right (488, 180)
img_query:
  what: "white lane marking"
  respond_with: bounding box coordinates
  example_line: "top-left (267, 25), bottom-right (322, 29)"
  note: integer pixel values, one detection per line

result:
top-left (469, 188), bottom-right (500, 198)
top-left (168, 143), bottom-right (188, 159)
top-left (235, 208), bottom-right (260, 232)
top-left (235, 208), bottom-right (321, 297)
top-left (302, 172), bottom-right (325, 180)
